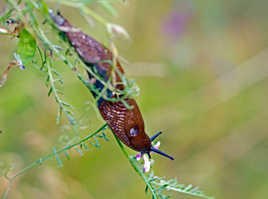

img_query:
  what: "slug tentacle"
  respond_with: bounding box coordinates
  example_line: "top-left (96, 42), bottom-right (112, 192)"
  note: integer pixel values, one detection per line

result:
top-left (50, 10), bottom-right (174, 160)
top-left (150, 147), bottom-right (174, 160)
top-left (150, 131), bottom-right (162, 141)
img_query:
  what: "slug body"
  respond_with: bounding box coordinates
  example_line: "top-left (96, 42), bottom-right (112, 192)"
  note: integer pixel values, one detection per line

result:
top-left (50, 11), bottom-right (173, 160)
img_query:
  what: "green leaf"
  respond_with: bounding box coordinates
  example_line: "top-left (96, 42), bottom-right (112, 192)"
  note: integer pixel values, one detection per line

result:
top-left (17, 28), bottom-right (37, 65)
top-left (82, 0), bottom-right (96, 4)
top-left (62, 102), bottom-right (72, 108)
top-left (39, 0), bottom-right (50, 16)
top-left (66, 113), bottom-right (76, 126)
top-left (64, 151), bottom-right (71, 160)
top-left (53, 147), bottom-right (64, 167)
top-left (48, 87), bottom-right (53, 96)
top-left (45, 75), bottom-right (50, 86)
top-left (56, 106), bottom-right (63, 124)
top-left (82, 143), bottom-right (91, 151)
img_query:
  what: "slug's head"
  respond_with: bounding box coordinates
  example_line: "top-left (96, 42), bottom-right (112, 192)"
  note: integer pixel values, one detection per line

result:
top-left (141, 131), bottom-right (174, 160)
top-left (49, 9), bottom-right (66, 26)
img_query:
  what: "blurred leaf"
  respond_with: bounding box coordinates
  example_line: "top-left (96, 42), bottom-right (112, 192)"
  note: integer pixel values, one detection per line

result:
top-left (98, 0), bottom-right (118, 16)
top-left (39, 0), bottom-right (50, 16)
top-left (0, 8), bottom-right (14, 25)
top-left (82, 0), bottom-right (96, 4)
top-left (53, 147), bottom-right (64, 167)
top-left (66, 112), bottom-right (76, 125)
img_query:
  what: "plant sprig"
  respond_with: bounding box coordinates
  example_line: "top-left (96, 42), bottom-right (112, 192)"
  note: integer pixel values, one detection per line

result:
top-left (46, 59), bottom-right (76, 125)
top-left (1, 123), bottom-right (108, 199)
top-left (112, 133), bottom-right (213, 199)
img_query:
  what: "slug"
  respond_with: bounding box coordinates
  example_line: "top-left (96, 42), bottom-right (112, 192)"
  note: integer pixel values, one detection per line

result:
top-left (50, 10), bottom-right (174, 160)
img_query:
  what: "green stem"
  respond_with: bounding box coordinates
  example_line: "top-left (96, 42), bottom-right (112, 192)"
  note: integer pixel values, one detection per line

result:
top-left (8, 123), bottom-right (107, 181)
top-left (112, 132), bottom-right (158, 199)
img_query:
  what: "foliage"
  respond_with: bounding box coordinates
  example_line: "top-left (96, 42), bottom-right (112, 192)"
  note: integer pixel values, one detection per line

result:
top-left (0, 1), bottom-right (213, 199)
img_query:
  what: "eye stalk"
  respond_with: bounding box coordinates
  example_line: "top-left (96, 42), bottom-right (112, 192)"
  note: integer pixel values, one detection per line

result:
top-left (150, 131), bottom-right (162, 142)
top-left (150, 146), bottom-right (174, 160)
top-left (144, 131), bottom-right (174, 160)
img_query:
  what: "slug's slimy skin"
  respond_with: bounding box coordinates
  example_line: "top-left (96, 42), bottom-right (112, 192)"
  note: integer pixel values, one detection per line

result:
top-left (99, 99), bottom-right (151, 152)
top-left (50, 10), bottom-right (174, 160)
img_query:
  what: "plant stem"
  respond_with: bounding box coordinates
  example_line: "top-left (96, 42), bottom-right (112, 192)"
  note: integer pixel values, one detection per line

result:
top-left (8, 123), bottom-right (107, 182)
top-left (112, 132), bottom-right (158, 199)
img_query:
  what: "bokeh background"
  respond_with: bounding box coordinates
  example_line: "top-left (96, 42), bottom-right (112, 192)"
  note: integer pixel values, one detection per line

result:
top-left (1, 0), bottom-right (268, 198)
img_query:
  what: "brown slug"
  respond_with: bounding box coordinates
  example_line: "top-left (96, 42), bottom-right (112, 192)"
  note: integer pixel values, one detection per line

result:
top-left (50, 10), bottom-right (174, 160)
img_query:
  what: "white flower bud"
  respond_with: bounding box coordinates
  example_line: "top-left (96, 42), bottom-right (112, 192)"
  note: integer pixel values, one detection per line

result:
top-left (107, 23), bottom-right (130, 39)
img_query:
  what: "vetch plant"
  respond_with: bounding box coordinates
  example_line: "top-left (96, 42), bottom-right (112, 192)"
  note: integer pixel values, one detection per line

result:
top-left (0, 1), bottom-right (213, 199)
top-left (136, 141), bottom-right (160, 173)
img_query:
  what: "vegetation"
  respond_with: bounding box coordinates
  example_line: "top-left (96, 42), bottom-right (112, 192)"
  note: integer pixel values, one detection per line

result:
top-left (0, 1), bottom-right (213, 199)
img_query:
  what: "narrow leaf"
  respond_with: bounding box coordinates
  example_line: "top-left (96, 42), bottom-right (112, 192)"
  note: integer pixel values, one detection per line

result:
top-left (64, 151), bottom-right (70, 160)
top-left (48, 87), bottom-right (53, 96)
top-left (53, 147), bottom-right (63, 167)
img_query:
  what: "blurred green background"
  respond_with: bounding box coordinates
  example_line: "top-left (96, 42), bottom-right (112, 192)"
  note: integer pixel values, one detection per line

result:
top-left (1, 0), bottom-right (268, 198)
